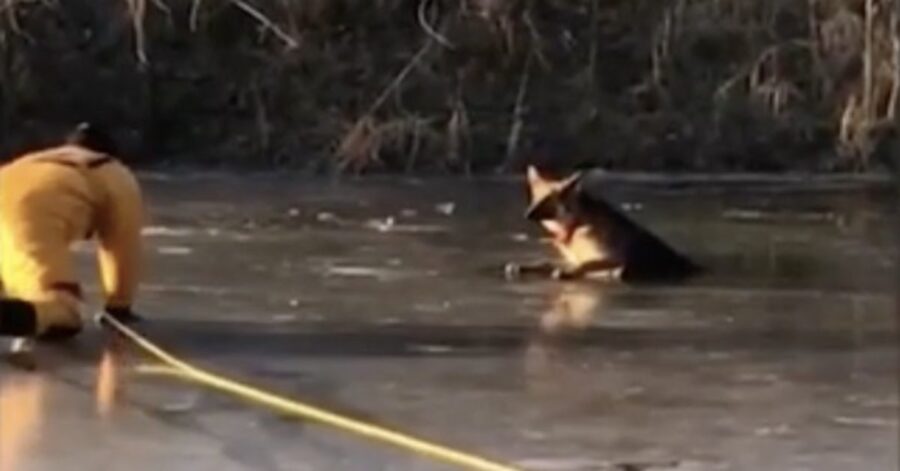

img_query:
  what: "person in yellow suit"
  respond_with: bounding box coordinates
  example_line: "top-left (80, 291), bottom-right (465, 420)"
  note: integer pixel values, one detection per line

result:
top-left (0, 123), bottom-right (144, 342)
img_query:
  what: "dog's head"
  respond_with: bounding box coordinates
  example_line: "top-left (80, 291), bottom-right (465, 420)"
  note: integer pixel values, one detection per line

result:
top-left (524, 165), bottom-right (583, 222)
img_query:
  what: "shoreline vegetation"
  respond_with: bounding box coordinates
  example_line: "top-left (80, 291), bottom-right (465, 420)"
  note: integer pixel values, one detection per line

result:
top-left (1, 0), bottom-right (899, 175)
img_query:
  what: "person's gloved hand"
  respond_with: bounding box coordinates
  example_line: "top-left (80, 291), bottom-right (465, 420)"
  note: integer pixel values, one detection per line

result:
top-left (97, 306), bottom-right (144, 326)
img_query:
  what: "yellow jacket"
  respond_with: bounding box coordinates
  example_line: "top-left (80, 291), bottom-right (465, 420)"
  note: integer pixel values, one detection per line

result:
top-left (0, 145), bottom-right (143, 312)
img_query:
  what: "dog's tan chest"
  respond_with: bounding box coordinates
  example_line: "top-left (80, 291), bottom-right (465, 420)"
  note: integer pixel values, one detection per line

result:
top-left (548, 225), bottom-right (610, 267)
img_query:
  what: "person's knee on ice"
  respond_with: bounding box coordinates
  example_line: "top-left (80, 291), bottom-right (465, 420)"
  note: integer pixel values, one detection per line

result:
top-left (0, 289), bottom-right (82, 340)
top-left (33, 290), bottom-right (83, 341)
top-left (0, 122), bottom-right (146, 341)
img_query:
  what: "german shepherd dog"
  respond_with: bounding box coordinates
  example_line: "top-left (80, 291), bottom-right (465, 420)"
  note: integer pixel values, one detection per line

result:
top-left (505, 165), bottom-right (702, 284)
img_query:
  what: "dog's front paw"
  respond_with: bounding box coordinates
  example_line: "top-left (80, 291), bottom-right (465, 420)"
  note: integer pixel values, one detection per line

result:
top-left (586, 266), bottom-right (624, 282)
top-left (504, 262), bottom-right (523, 280)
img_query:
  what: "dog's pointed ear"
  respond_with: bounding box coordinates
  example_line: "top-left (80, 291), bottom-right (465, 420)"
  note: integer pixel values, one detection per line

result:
top-left (557, 171), bottom-right (584, 197)
top-left (526, 165), bottom-right (555, 198)
top-left (525, 165), bottom-right (556, 220)
top-left (526, 165), bottom-right (544, 185)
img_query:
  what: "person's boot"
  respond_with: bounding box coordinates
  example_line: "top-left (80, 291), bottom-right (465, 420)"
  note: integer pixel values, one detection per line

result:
top-left (0, 300), bottom-right (39, 370)
top-left (0, 299), bottom-right (38, 336)
top-left (0, 298), bottom-right (82, 342)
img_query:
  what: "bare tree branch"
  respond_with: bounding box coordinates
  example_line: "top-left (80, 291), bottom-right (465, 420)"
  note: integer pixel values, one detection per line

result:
top-left (1, 0), bottom-right (23, 35)
top-left (367, 40), bottom-right (434, 116)
top-left (150, 0), bottom-right (171, 18)
top-left (889, 0), bottom-right (900, 120)
top-left (418, 0), bottom-right (455, 50)
top-left (125, 0), bottom-right (148, 65)
top-left (189, 0), bottom-right (204, 31)
top-left (863, 0), bottom-right (876, 123)
top-left (500, 48), bottom-right (534, 171)
top-left (230, 0), bottom-right (299, 49)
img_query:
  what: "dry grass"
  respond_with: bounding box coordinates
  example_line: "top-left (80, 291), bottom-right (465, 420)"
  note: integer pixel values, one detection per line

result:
top-left (2, 0), bottom-right (900, 173)
top-left (334, 115), bottom-right (382, 174)
top-left (332, 113), bottom-right (443, 174)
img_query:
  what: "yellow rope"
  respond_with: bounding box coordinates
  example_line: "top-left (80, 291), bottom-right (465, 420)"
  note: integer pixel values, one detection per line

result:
top-left (99, 313), bottom-right (525, 471)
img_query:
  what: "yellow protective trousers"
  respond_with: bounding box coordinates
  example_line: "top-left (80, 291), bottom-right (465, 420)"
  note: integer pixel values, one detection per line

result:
top-left (0, 145), bottom-right (143, 335)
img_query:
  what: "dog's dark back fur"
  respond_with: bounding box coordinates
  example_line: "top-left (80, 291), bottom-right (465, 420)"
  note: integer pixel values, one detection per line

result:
top-left (565, 174), bottom-right (702, 284)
